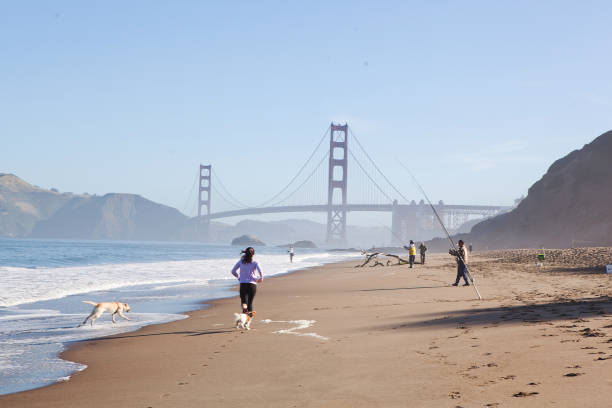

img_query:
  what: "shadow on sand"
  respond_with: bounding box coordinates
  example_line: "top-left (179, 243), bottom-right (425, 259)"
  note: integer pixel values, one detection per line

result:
top-left (74, 328), bottom-right (235, 343)
top-left (371, 297), bottom-right (612, 331)
top-left (355, 285), bottom-right (448, 292)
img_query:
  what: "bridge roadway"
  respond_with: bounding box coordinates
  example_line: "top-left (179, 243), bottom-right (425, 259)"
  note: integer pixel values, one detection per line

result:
top-left (203, 203), bottom-right (507, 220)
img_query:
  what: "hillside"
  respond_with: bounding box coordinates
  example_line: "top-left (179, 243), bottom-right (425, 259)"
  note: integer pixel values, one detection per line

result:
top-left (0, 174), bottom-right (81, 237)
top-left (461, 130), bottom-right (612, 249)
top-left (30, 193), bottom-right (189, 241)
top-left (1, 174), bottom-right (403, 246)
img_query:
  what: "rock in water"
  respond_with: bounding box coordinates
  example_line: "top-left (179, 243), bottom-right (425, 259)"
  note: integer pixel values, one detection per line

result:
top-left (231, 234), bottom-right (266, 246)
top-left (292, 240), bottom-right (317, 248)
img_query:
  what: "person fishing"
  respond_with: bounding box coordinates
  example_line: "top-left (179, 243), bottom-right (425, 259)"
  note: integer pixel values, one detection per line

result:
top-left (231, 247), bottom-right (263, 314)
top-left (288, 245), bottom-right (294, 263)
top-left (408, 240), bottom-right (416, 268)
top-left (419, 242), bottom-right (427, 265)
top-left (450, 240), bottom-right (469, 286)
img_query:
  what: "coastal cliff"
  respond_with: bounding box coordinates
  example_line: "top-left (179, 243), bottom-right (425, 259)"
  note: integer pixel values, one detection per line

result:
top-left (459, 130), bottom-right (612, 249)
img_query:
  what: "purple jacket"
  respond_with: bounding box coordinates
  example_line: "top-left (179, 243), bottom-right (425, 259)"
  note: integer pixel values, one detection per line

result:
top-left (231, 260), bottom-right (263, 284)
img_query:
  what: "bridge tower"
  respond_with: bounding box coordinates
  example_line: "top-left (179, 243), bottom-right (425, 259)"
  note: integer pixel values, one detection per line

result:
top-left (198, 164), bottom-right (211, 240)
top-left (327, 123), bottom-right (348, 244)
top-left (391, 200), bottom-right (419, 245)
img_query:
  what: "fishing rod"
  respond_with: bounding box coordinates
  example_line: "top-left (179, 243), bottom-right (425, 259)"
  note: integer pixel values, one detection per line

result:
top-left (397, 160), bottom-right (483, 300)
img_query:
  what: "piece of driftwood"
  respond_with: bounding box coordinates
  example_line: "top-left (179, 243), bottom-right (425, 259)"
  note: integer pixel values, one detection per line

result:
top-left (356, 251), bottom-right (410, 267)
top-left (356, 251), bottom-right (382, 267)
top-left (384, 253), bottom-right (410, 265)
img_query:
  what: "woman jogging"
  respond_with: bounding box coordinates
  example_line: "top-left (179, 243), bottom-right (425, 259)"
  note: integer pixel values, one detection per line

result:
top-left (231, 247), bottom-right (263, 314)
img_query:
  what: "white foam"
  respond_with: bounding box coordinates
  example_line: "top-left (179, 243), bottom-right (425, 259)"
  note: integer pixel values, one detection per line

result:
top-left (0, 251), bottom-right (359, 307)
top-left (55, 364), bottom-right (86, 383)
top-left (260, 319), bottom-right (328, 341)
top-left (0, 249), bottom-right (357, 394)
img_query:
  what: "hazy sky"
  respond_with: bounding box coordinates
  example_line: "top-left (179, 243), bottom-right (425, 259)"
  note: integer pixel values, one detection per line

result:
top-left (2, 1), bottom-right (611, 226)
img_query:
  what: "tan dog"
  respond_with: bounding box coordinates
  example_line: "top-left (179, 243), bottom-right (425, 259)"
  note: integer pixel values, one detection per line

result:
top-left (234, 311), bottom-right (256, 330)
top-left (80, 301), bottom-right (131, 326)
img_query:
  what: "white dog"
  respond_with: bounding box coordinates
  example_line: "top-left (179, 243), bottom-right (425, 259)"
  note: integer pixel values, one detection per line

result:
top-left (234, 311), bottom-right (256, 330)
top-left (80, 301), bottom-right (131, 326)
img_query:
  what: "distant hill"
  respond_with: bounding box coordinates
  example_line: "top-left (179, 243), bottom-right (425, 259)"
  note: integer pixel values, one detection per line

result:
top-left (457, 130), bottom-right (612, 249)
top-left (1, 173), bottom-right (393, 246)
top-left (0, 173), bottom-right (81, 237)
top-left (30, 193), bottom-right (188, 241)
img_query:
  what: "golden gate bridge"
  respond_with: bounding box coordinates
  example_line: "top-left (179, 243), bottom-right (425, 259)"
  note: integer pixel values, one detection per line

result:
top-left (193, 123), bottom-right (507, 244)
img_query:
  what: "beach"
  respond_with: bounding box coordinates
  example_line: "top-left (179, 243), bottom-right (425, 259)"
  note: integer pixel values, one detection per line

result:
top-left (1, 250), bottom-right (611, 407)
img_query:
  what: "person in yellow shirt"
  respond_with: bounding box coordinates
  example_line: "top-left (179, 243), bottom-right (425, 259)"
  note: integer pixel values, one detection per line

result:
top-left (408, 240), bottom-right (416, 268)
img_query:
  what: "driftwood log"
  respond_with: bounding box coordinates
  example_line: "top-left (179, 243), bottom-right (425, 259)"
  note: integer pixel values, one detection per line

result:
top-left (356, 251), bottom-right (410, 267)
top-left (356, 251), bottom-right (382, 267)
top-left (384, 253), bottom-right (410, 265)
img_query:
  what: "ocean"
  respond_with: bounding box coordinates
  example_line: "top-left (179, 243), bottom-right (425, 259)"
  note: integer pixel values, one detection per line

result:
top-left (0, 238), bottom-right (358, 395)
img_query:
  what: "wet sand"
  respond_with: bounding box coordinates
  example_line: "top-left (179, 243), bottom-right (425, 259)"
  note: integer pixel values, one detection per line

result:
top-left (1, 250), bottom-right (611, 407)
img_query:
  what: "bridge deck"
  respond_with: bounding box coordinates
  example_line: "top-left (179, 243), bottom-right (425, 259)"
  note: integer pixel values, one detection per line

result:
top-left (203, 204), bottom-right (508, 220)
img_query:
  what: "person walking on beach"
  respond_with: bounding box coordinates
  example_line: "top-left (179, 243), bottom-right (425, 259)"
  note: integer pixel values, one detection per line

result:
top-left (419, 242), bottom-right (427, 265)
top-left (288, 245), bottom-right (294, 263)
top-left (231, 247), bottom-right (263, 314)
top-left (408, 240), bottom-right (416, 268)
top-left (450, 240), bottom-right (470, 286)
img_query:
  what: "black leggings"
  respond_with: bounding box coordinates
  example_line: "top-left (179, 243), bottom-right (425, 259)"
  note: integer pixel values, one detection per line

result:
top-left (239, 283), bottom-right (257, 312)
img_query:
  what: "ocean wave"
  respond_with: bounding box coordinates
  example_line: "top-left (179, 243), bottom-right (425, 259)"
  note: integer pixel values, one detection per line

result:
top-left (0, 251), bottom-right (359, 307)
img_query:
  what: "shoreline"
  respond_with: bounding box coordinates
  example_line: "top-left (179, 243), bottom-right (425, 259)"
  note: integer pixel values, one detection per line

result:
top-left (1, 251), bottom-right (611, 407)
top-left (0, 246), bottom-right (359, 396)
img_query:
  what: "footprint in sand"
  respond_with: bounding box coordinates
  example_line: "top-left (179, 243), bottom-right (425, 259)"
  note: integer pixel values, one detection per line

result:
top-left (580, 328), bottom-right (605, 337)
top-left (563, 372), bottom-right (584, 377)
top-left (448, 391), bottom-right (461, 399)
top-left (513, 391), bottom-right (539, 397)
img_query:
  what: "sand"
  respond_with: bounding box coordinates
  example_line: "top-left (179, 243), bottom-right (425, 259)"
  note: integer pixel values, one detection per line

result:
top-left (1, 250), bottom-right (611, 407)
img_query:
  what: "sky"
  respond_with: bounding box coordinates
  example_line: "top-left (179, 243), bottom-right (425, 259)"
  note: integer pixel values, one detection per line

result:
top-left (2, 1), bottom-right (611, 226)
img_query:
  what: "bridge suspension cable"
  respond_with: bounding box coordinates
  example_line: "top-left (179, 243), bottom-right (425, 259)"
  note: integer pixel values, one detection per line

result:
top-left (211, 184), bottom-right (243, 211)
top-left (348, 149), bottom-right (394, 203)
top-left (252, 125), bottom-right (331, 208)
top-left (266, 151), bottom-right (329, 207)
top-left (348, 126), bottom-right (413, 204)
top-left (182, 169), bottom-right (200, 216)
top-left (211, 169), bottom-right (251, 209)
top-left (203, 125), bottom-right (332, 212)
